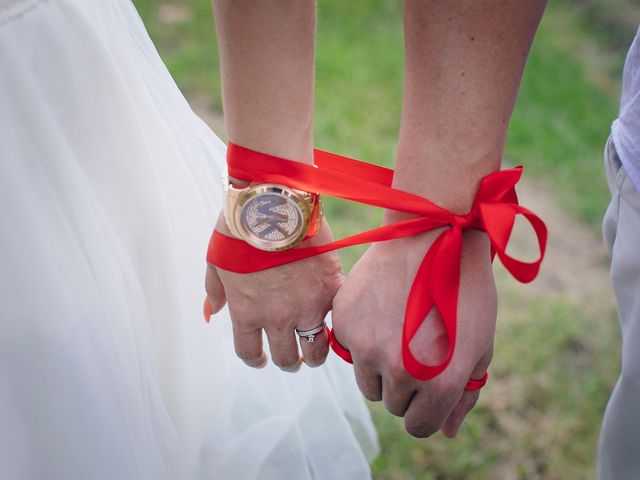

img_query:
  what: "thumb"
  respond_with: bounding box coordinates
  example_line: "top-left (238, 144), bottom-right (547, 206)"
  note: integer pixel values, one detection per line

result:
top-left (204, 263), bottom-right (227, 322)
top-left (330, 270), bottom-right (346, 305)
top-left (329, 273), bottom-right (350, 342)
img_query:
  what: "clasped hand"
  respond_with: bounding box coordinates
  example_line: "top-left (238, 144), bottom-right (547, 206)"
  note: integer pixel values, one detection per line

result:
top-left (206, 214), bottom-right (496, 438)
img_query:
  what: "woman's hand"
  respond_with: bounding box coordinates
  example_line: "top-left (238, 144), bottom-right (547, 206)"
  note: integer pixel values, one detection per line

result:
top-left (332, 228), bottom-right (496, 437)
top-left (206, 213), bottom-right (343, 371)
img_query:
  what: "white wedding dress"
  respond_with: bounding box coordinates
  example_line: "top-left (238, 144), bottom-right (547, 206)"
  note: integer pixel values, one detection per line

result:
top-left (0, 1), bottom-right (378, 479)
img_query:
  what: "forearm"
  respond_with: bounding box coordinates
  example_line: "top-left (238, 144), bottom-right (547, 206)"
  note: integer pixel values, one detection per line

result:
top-left (211, 0), bottom-right (316, 165)
top-left (391, 0), bottom-right (546, 214)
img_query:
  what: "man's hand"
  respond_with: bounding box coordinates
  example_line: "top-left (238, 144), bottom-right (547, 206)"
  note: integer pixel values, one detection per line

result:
top-left (332, 228), bottom-right (496, 438)
top-left (206, 213), bottom-right (343, 371)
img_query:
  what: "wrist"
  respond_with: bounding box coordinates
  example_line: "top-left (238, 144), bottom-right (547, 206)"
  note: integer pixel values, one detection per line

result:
top-left (391, 133), bottom-right (502, 214)
top-left (226, 124), bottom-right (314, 167)
top-left (381, 207), bottom-right (491, 259)
top-left (226, 136), bottom-right (314, 187)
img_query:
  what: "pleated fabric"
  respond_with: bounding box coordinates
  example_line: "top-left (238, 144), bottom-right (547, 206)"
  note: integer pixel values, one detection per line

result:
top-left (0, 1), bottom-right (378, 478)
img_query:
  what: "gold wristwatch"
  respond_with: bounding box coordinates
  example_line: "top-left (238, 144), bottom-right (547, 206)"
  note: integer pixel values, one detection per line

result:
top-left (223, 176), bottom-right (323, 251)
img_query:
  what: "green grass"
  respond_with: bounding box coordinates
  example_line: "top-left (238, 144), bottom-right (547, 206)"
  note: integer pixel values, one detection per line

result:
top-left (133, 0), bottom-right (630, 232)
top-left (506, 2), bottom-right (622, 226)
top-left (368, 283), bottom-right (619, 479)
top-left (315, 1), bottom-right (403, 266)
top-left (132, 1), bottom-right (629, 477)
top-left (134, 2), bottom-right (222, 110)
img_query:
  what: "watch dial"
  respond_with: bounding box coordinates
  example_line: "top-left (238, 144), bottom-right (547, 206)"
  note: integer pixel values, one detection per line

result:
top-left (240, 193), bottom-right (303, 243)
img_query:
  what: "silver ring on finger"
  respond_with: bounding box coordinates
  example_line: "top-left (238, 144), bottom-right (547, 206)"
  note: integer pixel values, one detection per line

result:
top-left (295, 322), bottom-right (326, 343)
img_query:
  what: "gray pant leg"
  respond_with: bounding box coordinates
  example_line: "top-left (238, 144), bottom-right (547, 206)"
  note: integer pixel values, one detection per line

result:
top-left (598, 136), bottom-right (640, 480)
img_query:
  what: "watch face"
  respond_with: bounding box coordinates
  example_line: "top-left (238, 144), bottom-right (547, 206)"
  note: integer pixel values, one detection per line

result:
top-left (237, 186), bottom-right (308, 251)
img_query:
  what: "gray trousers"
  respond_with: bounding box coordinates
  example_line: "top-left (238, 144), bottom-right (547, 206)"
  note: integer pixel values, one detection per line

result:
top-left (598, 136), bottom-right (640, 479)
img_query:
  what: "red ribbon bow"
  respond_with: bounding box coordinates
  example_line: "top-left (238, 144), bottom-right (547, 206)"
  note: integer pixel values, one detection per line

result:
top-left (207, 142), bottom-right (547, 390)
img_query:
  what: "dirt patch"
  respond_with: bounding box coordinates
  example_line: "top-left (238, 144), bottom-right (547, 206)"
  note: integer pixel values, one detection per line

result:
top-left (505, 178), bottom-right (615, 318)
top-left (157, 4), bottom-right (193, 25)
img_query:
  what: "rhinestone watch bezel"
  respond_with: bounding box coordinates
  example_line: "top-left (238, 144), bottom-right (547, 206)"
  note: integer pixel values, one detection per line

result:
top-left (229, 183), bottom-right (312, 252)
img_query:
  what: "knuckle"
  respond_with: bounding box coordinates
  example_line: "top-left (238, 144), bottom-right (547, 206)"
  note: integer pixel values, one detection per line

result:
top-left (478, 349), bottom-right (494, 372)
top-left (404, 392), bottom-right (447, 438)
top-left (229, 305), bottom-right (257, 325)
top-left (361, 388), bottom-right (382, 403)
top-left (386, 358), bottom-right (409, 385)
top-left (238, 354), bottom-right (263, 368)
top-left (305, 358), bottom-right (327, 368)
top-left (235, 347), bottom-right (261, 364)
top-left (435, 374), bottom-right (466, 399)
top-left (267, 317), bottom-right (295, 332)
top-left (272, 352), bottom-right (299, 370)
top-left (243, 358), bottom-right (264, 368)
top-left (303, 348), bottom-right (328, 368)
top-left (384, 400), bottom-right (406, 418)
top-left (356, 340), bottom-right (380, 365)
top-left (460, 391), bottom-right (480, 412)
top-left (404, 417), bottom-right (440, 439)
top-left (354, 375), bottom-right (382, 402)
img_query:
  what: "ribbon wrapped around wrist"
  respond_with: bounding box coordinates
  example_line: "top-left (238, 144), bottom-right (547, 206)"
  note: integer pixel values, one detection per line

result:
top-left (207, 142), bottom-right (547, 391)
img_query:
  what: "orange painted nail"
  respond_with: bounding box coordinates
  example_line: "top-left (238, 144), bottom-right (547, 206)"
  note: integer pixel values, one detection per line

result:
top-left (203, 297), bottom-right (213, 323)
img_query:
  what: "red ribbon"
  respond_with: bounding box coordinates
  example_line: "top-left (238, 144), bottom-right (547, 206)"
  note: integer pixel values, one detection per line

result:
top-left (207, 142), bottom-right (547, 391)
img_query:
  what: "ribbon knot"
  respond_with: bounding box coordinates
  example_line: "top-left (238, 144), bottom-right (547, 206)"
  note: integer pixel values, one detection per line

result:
top-left (452, 212), bottom-right (476, 229)
top-left (207, 143), bottom-right (547, 388)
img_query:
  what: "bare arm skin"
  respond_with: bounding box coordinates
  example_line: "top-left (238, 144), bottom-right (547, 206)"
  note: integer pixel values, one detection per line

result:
top-left (206, 0), bottom-right (343, 372)
top-left (333, 0), bottom-right (546, 438)
top-left (211, 0), bottom-right (315, 165)
top-left (393, 0), bottom-right (546, 213)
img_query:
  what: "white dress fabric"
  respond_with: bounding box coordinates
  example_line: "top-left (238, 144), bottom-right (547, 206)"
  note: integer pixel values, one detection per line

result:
top-left (0, 1), bottom-right (378, 479)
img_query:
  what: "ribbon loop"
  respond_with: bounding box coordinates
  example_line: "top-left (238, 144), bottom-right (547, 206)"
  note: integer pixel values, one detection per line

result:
top-left (479, 203), bottom-right (547, 283)
top-left (208, 143), bottom-right (547, 390)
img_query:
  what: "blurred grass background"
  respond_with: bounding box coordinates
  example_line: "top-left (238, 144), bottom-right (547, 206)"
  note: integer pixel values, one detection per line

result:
top-left (132, 1), bottom-right (637, 477)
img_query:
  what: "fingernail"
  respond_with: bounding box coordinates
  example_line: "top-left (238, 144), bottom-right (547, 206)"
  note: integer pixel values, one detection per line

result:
top-left (245, 353), bottom-right (268, 369)
top-left (203, 298), bottom-right (212, 323)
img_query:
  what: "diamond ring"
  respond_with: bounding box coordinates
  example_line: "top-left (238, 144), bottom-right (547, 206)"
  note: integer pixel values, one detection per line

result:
top-left (295, 322), bottom-right (327, 343)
